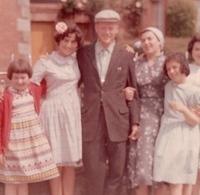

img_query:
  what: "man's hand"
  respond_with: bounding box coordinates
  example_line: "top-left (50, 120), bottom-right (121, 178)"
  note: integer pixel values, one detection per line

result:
top-left (125, 44), bottom-right (135, 54)
top-left (129, 125), bottom-right (140, 140)
top-left (124, 87), bottom-right (136, 101)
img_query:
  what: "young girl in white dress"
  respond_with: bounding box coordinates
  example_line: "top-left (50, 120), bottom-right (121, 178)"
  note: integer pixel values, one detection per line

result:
top-left (153, 52), bottom-right (200, 195)
top-left (0, 58), bottom-right (59, 195)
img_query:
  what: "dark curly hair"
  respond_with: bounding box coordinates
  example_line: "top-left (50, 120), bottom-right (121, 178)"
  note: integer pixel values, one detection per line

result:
top-left (54, 21), bottom-right (83, 48)
top-left (163, 52), bottom-right (190, 78)
top-left (187, 33), bottom-right (200, 61)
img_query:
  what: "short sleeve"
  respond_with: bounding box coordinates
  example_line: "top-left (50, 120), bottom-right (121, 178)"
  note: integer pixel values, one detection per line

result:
top-left (31, 58), bottom-right (47, 85)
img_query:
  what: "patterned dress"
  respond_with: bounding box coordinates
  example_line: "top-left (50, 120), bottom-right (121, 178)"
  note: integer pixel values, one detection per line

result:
top-left (153, 81), bottom-right (200, 184)
top-left (128, 54), bottom-right (168, 188)
top-left (32, 51), bottom-right (82, 166)
top-left (0, 88), bottom-right (59, 184)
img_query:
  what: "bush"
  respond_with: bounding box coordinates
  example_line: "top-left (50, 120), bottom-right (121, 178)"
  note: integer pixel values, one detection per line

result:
top-left (123, 0), bottom-right (143, 36)
top-left (58, 0), bottom-right (104, 18)
top-left (166, 0), bottom-right (197, 37)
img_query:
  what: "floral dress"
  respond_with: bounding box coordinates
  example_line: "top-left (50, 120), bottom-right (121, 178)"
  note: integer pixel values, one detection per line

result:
top-left (128, 54), bottom-right (168, 188)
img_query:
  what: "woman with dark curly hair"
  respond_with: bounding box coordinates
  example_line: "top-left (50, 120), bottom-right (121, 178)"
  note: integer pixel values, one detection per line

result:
top-left (32, 21), bottom-right (83, 195)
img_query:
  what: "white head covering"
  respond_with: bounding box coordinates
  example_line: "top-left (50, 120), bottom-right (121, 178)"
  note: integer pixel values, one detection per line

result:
top-left (95, 9), bottom-right (121, 23)
top-left (142, 27), bottom-right (164, 49)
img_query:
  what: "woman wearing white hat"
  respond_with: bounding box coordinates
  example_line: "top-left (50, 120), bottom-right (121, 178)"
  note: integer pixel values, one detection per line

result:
top-left (126, 27), bottom-right (168, 195)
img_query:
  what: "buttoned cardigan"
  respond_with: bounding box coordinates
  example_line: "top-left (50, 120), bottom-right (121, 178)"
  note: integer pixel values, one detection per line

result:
top-left (0, 82), bottom-right (45, 154)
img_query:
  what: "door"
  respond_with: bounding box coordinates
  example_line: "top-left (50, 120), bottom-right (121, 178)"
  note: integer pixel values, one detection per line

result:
top-left (31, 22), bottom-right (55, 64)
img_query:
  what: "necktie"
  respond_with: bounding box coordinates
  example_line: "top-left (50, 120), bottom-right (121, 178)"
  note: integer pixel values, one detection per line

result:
top-left (99, 49), bottom-right (109, 83)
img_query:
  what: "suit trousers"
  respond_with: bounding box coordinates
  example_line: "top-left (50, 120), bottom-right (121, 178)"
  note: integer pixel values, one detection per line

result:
top-left (83, 107), bottom-right (127, 195)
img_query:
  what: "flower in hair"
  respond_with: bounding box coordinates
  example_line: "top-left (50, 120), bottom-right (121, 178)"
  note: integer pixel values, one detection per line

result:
top-left (55, 22), bottom-right (68, 34)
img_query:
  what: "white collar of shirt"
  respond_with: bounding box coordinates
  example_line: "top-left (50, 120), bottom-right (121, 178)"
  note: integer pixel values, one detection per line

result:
top-left (95, 41), bottom-right (116, 56)
top-left (50, 51), bottom-right (77, 66)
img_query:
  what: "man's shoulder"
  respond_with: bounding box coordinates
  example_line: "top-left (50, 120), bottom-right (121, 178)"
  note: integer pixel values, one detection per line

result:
top-left (115, 44), bottom-right (134, 58)
top-left (78, 43), bottom-right (94, 53)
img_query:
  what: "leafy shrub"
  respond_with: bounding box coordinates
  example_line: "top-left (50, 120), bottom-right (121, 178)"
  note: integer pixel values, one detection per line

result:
top-left (166, 0), bottom-right (197, 37)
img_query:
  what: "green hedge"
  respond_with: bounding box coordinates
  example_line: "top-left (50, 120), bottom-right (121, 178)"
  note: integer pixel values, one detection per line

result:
top-left (166, 0), bottom-right (197, 37)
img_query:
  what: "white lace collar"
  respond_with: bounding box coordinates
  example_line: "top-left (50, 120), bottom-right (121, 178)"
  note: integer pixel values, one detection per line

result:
top-left (49, 51), bottom-right (77, 66)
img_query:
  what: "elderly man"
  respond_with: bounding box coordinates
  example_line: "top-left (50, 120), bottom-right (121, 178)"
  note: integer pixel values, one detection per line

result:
top-left (77, 9), bottom-right (140, 195)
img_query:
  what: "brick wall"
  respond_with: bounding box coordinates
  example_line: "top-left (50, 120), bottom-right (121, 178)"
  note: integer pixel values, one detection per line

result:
top-left (0, 1), bottom-right (20, 71)
top-left (0, 0), bottom-right (31, 72)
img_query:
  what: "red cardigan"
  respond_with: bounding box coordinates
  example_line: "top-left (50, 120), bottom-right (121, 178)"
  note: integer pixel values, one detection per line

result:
top-left (0, 82), bottom-right (45, 154)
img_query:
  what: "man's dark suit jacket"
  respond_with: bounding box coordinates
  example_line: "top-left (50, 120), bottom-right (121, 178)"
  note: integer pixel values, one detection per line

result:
top-left (77, 43), bottom-right (140, 142)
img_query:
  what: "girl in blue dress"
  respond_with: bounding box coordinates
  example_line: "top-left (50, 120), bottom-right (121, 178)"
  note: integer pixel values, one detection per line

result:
top-left (153, 53), bottom-right (200, 195)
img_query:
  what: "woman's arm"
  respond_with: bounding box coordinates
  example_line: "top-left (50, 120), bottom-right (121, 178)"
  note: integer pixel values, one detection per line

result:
top-left (169, 101), bottom-right (200, 126)
top-left (191, 105), bottom-right (200, 117)
top-left (124, 87), bottom-right (136, 101)
top-left (127, 54), bottom-right (141, 131)
top-left (31, 58), bottom-right (47, 85)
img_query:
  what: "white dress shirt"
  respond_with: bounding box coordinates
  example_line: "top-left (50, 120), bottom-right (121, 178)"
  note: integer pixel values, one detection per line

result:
top-left (95, 41), bottom-right (115, 83)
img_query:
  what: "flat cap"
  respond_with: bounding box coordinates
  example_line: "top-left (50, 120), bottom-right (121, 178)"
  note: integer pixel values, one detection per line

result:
top-left (95, 9), bottom-right (121, 23)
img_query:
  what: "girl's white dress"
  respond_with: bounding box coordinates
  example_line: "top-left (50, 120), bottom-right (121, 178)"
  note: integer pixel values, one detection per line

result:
top-left (153, 80), bottom-right (200, 184)
top-left (32, 51), bottom-right (82, 166)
